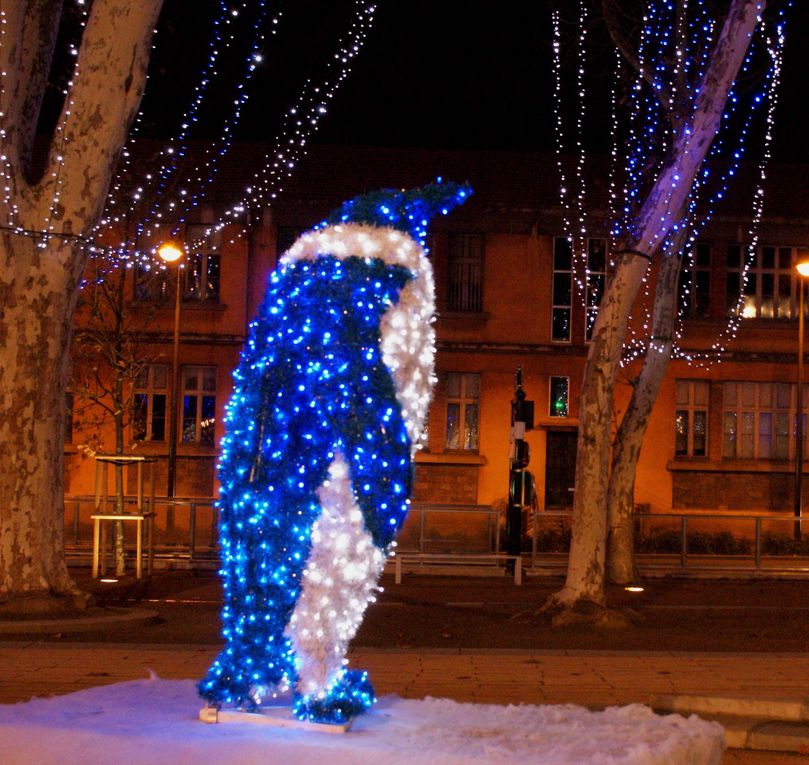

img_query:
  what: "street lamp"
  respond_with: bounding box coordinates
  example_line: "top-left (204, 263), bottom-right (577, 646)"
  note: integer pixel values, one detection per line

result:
top-left (794, 256), bottom-right (809, 538)
top-left (158, 241), bottom-right (185, 499)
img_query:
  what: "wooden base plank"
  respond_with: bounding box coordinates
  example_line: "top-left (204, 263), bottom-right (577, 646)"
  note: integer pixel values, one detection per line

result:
top-left (199, 705), bottom-right (352, 733)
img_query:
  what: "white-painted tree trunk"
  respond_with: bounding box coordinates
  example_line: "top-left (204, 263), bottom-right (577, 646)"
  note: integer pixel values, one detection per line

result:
top-left (553, 0), bottom-right (764, 608)
top-left (0, 0), bottom-right (162, 609)
top-left (606, 249), bottom-right (683, 584)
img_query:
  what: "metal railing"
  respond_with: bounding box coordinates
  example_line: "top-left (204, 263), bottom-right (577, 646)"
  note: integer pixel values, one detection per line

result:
top-left (64, 495), bottom-right (219, 566)
top-left (63, 495), bottom-right (809, 578)
top-left (529, 509), bottom-right (809, 577)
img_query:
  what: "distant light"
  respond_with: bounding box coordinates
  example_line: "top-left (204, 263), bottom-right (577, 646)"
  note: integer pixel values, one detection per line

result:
top-left (158, 241), bottom-right (184, 263)
top-left (624, 585), bottom-right (644, 593)
top-left (100, 578), bottom-right (119, 584)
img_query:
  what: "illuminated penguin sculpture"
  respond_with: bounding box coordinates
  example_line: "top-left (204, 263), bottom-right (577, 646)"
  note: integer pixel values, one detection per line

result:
top-left (199, 181), bottom-right (471, 724)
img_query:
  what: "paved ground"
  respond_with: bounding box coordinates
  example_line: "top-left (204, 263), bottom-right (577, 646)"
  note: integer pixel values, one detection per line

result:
top-left (3, 568), bottom-right (809, 764)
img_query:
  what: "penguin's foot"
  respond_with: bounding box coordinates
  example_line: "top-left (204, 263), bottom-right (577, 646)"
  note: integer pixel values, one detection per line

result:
top-left (292, 668), bottom-right (376, 724)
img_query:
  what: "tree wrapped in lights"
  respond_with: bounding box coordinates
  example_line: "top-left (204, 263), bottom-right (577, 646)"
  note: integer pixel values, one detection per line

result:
top-left (198, 181), bottom-right (471, 724)
top-left (548, 0), bottom-right (779, 610)
top-left (0, 0), bottom-right (379, 613)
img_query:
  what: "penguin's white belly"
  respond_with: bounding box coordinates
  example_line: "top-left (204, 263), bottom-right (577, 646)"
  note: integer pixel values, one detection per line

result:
top-left (284, 453), bottom-right (387, 696)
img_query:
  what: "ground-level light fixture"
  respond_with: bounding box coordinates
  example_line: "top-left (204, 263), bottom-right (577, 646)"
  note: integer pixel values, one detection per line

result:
top-left (624, 585), bottom-right (645, 593)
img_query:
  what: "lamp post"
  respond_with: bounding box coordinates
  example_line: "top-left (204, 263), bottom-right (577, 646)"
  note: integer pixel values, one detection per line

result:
top-left (794, 257), bottom-right (809, 539)
top-left (158, 241), bottom-right (185, 500)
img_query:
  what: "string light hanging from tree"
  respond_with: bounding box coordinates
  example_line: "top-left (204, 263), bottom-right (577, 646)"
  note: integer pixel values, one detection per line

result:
top-left (85, 1), bottom-right (378, 267)
top-left (551, 0), bottom-right (788, 363)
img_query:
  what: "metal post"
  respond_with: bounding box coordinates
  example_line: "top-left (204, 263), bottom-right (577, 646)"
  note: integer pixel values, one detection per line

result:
top-left (680, 516), bottom-right (688, 571)
top-left (796, 280), bottom-right (805, 540)
top-left (166, 269), bottom-right (182, 500)
top-left (507, 367), bottom-right (533, 573)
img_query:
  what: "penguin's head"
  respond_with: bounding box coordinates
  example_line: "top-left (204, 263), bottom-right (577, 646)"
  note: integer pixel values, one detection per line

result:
top-left (279, 181), bottom-right (472, 452)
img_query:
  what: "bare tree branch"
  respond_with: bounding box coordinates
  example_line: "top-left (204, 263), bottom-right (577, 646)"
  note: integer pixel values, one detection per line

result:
top-left (601, 0), bottom-right (678, 125)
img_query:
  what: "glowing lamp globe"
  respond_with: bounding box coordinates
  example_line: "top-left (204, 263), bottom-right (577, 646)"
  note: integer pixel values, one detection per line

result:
top-left (796, 258), bottom-right (809, 279)
top-left (158, 241), bottom-right (184, 264)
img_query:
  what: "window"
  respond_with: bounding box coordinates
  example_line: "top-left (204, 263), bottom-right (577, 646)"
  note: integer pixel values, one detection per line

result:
top-left (447, 234), bottom-right (484, 312)
top-left (552, 237), bottom-right (573, 342)
top-left (182, 365), bottom-right (216, 445)
top-left (184, 225), bottom-right (220, 303)
top-left (680, 242), bottom-right (711, 318)
top-left (549, 376), bottom-right (570, 418)
top-left (585, 238), bottom-right (607, 340)
top-left (722, 381), bottom-right (805, 460)
top-left (444, 372), bottom-right (480, 450)
top-left (675, 380), bottom-right (708, 457)
top-left (133, 365), bottom-right (168, 441)
top-left (134, 262), bottom-right (171, 302)
top-left (726, 244), bottom-right (809, 319)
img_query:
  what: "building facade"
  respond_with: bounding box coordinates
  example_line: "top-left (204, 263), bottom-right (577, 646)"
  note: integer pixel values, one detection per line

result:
top-left (65, 145), bottom-right (809, 529)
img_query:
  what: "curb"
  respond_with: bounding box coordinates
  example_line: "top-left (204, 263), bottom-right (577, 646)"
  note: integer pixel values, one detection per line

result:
top-left (0, 608), bottom-right (160, 635)
top-left (652, 693), bottom-right (809, 753)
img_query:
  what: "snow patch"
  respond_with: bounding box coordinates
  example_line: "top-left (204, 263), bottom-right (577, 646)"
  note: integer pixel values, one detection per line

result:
top-left (0, 678), bottom-right (724, 765)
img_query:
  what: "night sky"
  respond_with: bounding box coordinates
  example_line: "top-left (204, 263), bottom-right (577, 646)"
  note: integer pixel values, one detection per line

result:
top-left (141, 1), bottom-right (806, 160)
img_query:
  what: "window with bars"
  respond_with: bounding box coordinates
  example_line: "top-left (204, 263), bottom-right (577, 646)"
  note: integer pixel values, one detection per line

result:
top-left (552, 237), bottom-right (573, 342)
top-left (680, 242), bottom-right (712, 318)
top-left (447, 234), bottom-right (484, 312)
top-left (726, 244), bottom-right (809, 319)
top-left (184, 225), bottom-right (221, 303)
top-left (181, 365), bottom-right (216, 445)
top-left (722, 381), bottom-right (806, 460)
top-left (444, 372), bottom-right (480, 451)
top-left (133, 365), bottom-right (168, 441)
top-left (675, 380), bottom-right (708, 457)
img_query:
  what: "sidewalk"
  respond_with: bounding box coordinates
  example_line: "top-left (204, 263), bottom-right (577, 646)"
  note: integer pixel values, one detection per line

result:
top-left (4, 571), bottom-right (809, 763)
top-left (1, 642), bottom-right (808, 764)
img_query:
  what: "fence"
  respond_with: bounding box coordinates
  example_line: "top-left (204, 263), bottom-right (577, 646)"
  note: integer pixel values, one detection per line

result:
top-left (62, 495), bottom-right (809, 578)
top-left (529, 509), bottom-right (809, 577)
top-left (64, 495), bottom-right (219, 566)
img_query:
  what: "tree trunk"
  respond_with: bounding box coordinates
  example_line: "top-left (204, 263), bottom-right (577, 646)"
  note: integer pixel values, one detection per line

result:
top-left (607, 247), bottom-right (683, 584)
top-left (551, 0), bottom-right (763, 609)
top-left (0, 0), bottom-right (163, 608)
top-left (0, 238), bottom-right (82, 608)
top-left (555, 252), bottom-right (651, 606)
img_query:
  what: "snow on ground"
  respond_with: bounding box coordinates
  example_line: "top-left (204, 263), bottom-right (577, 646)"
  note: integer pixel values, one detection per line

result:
top-left (0, 677), bottom-right (724, 765)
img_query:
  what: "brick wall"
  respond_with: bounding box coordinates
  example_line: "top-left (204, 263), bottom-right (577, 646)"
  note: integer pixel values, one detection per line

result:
top-left (413, 464), bottom-right (479, 504)
top-left (672, 470), bottom-right (797, 511)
